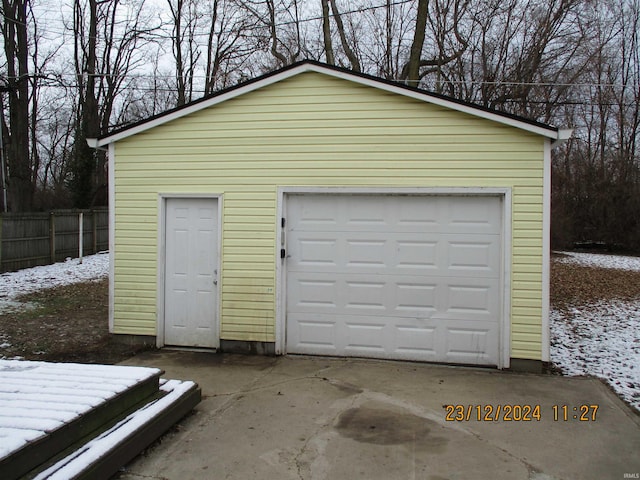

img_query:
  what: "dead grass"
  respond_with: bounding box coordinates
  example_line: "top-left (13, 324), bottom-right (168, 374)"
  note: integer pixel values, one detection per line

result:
top-left (0, 278), bottom-right (153, 364)
top-left (551, 258), bottom-right (640, 310)
top-left (0, 256), bottom-right (638, 364)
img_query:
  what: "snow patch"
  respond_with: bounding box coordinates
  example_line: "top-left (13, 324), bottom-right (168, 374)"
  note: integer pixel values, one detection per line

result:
top-left (551, 300), bottom-right (640, 411)
top-left (556, 251), bottom-right (640, 271)
top-left (0, 253), bottom-right (108, 314)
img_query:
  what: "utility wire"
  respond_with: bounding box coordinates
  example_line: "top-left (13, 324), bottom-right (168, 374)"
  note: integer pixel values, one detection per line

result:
top-left (11, 71), bottom-right (640, 90)
top-left (1, 0), bottom-right (415, 41)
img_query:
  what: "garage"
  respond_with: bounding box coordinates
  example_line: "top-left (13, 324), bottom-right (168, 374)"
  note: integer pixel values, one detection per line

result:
top-left (91, 60), bottom-right (570, 370)
top-left (285, 193), bottom-right (504, 366)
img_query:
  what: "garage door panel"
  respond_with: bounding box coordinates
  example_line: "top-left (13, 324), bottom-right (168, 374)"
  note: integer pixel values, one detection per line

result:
top-left (344, 321), bottom-right (386, 351)
top-left (394, 324), bottom-right (438, 357)
top-left (395, 282), bottom-right (438, 314)
top-left (289, 195), bottom-right (497, 234)
top-left (297, 238), bottom-right (338, 266)
top-left (289, 272), bottom-right (498, 320)
top-left (444, 324), bottom-right (498, 364)
top-left (446, 239), bottom-right (501, 275)
top-left (442, 278), bottom-right (500, 320)
top-left (290, 232), bottom-right (499, 278)
top-left (292, 318), bottom-right (338, 350)
top-left (444, 197), bottom-right (502, 235)
top-left (286, 194), bottom-right (502, 366)
top-left (293, 277), bottom-right (338, 309)
top-left (287, 314), bottom-right (497, 365)
top-left (292, 195), bottom-right (500, 228)
top-left (289, 273), bottom-right (437, 318)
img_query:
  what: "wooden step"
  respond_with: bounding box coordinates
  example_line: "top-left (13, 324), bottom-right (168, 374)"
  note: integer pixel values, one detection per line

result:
top-left (0, 360), bottom-right (163, 480)
top-left (28, 379), bottom-right (201, 480)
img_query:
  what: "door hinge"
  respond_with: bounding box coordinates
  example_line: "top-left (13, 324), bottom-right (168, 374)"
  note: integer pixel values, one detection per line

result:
top-left (280, 248), bottom-right (286, 259)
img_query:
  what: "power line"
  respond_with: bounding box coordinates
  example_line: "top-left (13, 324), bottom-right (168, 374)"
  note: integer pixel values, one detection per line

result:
top-left (13, 72), bottom-right (640, 90)
top-left (2, 0), bottom-right (415, 41)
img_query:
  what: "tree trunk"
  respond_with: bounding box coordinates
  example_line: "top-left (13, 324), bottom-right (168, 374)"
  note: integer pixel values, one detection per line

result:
top-left (321, 0), bottom-right (334, 65)
top-left (403, 0), bottom-right (428, 87)
top-left (2, 0), bottom-right (32, 211)
top-left (328, 0), bottom-right (360, 71)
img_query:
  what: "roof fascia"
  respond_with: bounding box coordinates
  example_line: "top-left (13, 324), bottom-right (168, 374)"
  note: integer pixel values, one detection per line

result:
top-left (93, 61), bottom-right (563, 147)
top-left (303, 64), bottom-right (560, 139)
top-left (93, 64), bottom-right (312, 147)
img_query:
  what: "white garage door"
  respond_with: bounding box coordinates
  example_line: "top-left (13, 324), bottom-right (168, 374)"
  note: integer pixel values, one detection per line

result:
top-left (285, 194), bottom-right (503, 366)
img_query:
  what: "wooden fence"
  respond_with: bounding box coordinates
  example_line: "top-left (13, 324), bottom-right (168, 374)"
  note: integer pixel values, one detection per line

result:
top-left (0, 208), bottom-right (109, 273)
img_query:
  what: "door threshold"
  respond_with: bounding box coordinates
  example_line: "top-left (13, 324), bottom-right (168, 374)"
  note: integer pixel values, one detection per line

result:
top-left (163, 346), bottom-right (218, 353)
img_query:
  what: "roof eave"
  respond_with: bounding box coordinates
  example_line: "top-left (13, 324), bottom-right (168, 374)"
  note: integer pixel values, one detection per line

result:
top-left (551, 128), bottom-right (573, 147)
top-left (90, 61), bottom-right (566, 147)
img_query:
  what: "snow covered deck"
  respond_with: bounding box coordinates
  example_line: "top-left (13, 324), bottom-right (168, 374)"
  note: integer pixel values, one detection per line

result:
top-left (0, 360), bottom-right (200, 480)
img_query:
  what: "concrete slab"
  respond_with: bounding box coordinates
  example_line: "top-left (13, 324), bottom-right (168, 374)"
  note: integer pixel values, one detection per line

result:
top-left (116, 351), bottom-right (640, 480)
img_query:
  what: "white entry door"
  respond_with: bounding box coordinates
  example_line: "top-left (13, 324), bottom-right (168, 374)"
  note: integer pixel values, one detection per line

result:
top-left (164, 197), bottom-right (219, 348)
top-left (286, 194), bottom-right (503, 366)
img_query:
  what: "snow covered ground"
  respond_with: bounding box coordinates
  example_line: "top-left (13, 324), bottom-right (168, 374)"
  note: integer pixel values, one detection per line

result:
top-left (0, 253), bottom-right (108, 314)
top-left (554, 251), bottom-right (640, 272)
top-left (551, 251), bottom-right (640, 412)
top-left (0, 250), bottom-right (637, 411)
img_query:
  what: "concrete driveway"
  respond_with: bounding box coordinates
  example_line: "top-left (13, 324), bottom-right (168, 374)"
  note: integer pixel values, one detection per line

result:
top-left (117, 351), bottom-right (640, 480)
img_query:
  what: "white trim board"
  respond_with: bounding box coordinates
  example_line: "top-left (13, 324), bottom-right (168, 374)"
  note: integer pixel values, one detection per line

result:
top-left (108, 144), bottom-right (116, 333)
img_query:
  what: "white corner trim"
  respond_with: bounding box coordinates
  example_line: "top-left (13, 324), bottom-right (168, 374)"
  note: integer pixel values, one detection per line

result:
top-left (541, 140), bottom-right (552, 362)
top-left (275, 189), bottom-right (285, 355)
top-left (501, 189), bottom-right (512, 370)
top-left (155, 195), bottom-right (166, 348)
top-left (108, 144), bottom-right (115, 333)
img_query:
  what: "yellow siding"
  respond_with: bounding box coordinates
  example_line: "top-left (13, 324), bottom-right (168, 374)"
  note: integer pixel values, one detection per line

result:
top-left (113, 71), bottom-right (546, 359)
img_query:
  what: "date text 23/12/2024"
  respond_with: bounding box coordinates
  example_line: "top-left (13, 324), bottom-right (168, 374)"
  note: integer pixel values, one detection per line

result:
top-left (444, 404), bottom-right (599, 422)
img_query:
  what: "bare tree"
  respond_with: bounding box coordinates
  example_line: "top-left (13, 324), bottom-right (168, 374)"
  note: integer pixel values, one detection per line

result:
top-left (204, 0), bottom-right (260, 93)
top-left (168, 0), bottom-right (203, 105)
top-left (401, 0), bottom-right (469, 88)
top-left (70, 0), bottom-right (155, 207)
top-left (1, 0), bottom-right (33, 211)
top-left (551, 0), bottom-right (640, 251)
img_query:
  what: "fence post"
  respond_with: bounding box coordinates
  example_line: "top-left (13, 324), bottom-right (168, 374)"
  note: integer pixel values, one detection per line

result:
top-left (49, 212), bottom-right (56, 264)
top-left (79, 212), bottom-right (83, 264)
top-left (92, 210), bottom-right (97, 254)
top-left (0, 214), bottom-right (3, 271)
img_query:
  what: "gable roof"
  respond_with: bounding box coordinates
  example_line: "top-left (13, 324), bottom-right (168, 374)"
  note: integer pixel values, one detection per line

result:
top-left (88, 60), bottom-right (571, 148)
